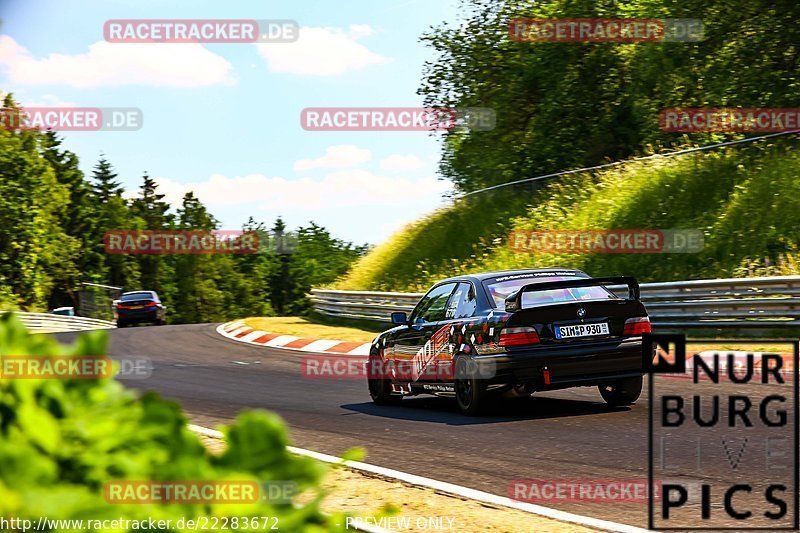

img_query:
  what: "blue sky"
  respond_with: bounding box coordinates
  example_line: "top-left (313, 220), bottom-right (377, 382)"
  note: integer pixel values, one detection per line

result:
top-left (0, 0), bottom-right (463, 244)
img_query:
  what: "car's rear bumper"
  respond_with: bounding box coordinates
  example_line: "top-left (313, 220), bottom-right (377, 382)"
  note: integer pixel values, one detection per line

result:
top-left (117, 309), bottom-right (160, 324)
top-left (473, 336), bottom-right (644, 390)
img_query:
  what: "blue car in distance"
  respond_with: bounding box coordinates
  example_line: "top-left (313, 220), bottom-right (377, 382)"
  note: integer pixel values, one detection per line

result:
top-left (115, 290), bottom-right (167, 328)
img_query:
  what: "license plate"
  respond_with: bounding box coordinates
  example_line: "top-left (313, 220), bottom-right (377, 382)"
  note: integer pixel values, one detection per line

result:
top-left (555, 322), bottom-right (609, 339)
top-left (129, 305), bottom-right (144, 310)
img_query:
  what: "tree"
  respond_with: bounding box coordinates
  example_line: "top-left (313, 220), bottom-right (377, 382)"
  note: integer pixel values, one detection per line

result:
top-left (130, 173), bottom-right (173, 293)
top-left (91, 155), bottom-right (124, 204)
top-left (42, 133), bottom-right (103, 308)
top-left (88, 157), bottom-right (141, 290)
top-left (0, 92), bottom-right (361, 320)
top-left (265, 217), bottom-right (294, 314)
top-left (263, 219), bottom-right (366, 315)
top-left (0, 94), bottom-right (76, 310)
top-left (419, 0), bottom-right (800, 193)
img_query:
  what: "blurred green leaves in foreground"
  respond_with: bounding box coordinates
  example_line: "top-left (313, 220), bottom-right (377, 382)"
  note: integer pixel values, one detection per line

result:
top-left (0, 313), bottom-right (349, 532)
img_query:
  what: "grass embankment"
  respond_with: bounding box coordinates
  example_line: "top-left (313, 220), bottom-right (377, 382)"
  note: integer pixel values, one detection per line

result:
top-left (337, 139), bottom-right (800, 292)
top-left (242, 316), bottom-right (377, 343)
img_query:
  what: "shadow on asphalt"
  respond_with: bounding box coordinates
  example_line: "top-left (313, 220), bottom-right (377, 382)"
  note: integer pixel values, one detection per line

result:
top-left (342, 394), bottom-right (631, 425)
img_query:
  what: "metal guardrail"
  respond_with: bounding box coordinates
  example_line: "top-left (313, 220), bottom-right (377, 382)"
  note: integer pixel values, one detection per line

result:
top-left (1, 312), bottom-right (117, 333)
top-left (310, 276), bottom-right (800, 330)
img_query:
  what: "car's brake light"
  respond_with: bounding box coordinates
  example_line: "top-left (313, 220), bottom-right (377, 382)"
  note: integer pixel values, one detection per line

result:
top-left (145, 301), bottom-right (158, 307)
top-left (623, 316), bottom-right (651, 335)
top-left (116, 304), bottom-right (130, 309)
top-left (499, 327), bottom-right (540, 347)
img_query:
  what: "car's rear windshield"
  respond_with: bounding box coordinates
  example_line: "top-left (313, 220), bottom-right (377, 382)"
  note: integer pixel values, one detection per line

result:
top-left (483, 275), bottom-right (618, 308)
top-left (120, 292), bottom-right (154, 301)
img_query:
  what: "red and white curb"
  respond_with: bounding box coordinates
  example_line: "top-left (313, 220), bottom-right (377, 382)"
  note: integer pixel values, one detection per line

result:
top-left (189, 423), bottom-right (649, 533)
top-left (216, 320), bottom-right (372, 356)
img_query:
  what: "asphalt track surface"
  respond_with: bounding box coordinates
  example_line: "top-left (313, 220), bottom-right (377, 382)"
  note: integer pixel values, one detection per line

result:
top-left (55, 324), bottom-right (799, 530)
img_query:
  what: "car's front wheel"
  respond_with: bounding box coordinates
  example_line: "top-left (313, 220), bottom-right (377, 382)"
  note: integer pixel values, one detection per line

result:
top-left (367, 353), bottom-right (402, 405)
top-left (599, 376), bottom-right (643, 407)
top-left (454, 355), bottom-right (488, 415)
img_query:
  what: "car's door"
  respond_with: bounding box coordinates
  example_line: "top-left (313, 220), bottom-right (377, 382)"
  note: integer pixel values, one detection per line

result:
top-left (389, 282), bottom-right (457, 382)
top-left (433, 281), bottom-right (479, 377)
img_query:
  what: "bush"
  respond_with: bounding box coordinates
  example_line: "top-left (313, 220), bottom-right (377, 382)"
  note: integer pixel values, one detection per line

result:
top-left (0, 313), bottom-right (347, 532)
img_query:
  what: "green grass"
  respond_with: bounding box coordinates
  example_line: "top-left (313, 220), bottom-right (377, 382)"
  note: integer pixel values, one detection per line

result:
top-left (337, 139), bottom-right (800, 291)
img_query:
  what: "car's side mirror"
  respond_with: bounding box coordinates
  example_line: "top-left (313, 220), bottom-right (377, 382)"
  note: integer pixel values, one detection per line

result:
top-left (391, 312), bottom-right (408, 325)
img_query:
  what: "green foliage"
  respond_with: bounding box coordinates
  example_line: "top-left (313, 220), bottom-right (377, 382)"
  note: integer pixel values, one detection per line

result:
top-left (0, 313), bottom-right (346, 531)
top-left (421, 0), bottom-right (800, 193)
top-left (282, 223), bottom-right (368, 315)
top-left (338, 139), bottom-right (800, 290)
top-left (335, 0), bottom-right (800, 291)
top-left (0, 91), bottom-right (364, 321)
top-left (0, 96), bottom-right (77, 311)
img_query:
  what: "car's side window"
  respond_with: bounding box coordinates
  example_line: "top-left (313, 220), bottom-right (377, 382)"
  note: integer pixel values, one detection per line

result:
top-left (445, 282), bottom-right (477, 319)
top-left (412, 283), bottom-right (457, 323)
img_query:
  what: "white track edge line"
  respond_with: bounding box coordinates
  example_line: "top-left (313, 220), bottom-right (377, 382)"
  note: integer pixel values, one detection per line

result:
top-left (188, 424), bottom-right (651, 533)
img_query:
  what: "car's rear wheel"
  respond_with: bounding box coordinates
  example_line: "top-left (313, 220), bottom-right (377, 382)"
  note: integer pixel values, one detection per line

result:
top-left (367, 353), bottom-right (402, 405)
top-left (599, 376), bottom-right (643, 407)
top-left (454, 355), bottom-right (488, 415)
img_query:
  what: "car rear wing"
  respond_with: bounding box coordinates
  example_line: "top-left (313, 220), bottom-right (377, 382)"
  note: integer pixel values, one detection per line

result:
top-left (504, 276), bottom-right (640, 312)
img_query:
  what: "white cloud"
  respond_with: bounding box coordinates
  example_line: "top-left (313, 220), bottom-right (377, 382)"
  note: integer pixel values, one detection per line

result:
top-left (146, 170), bottom-right (449, 210)
top-left (127, 171), bottom-right (451, 244)
top-left (294, 144), bottom-right (372, 171)
top-left (0, 35), bottom-right (235, 87)
top-left (379, 153), bottom-right (425, 172)
top-left (255, 25), bottom-right (391, 76)
top-left (22, 94), bottom-right (76, 108)
top-left (347, 25), bottom-right (376, 39)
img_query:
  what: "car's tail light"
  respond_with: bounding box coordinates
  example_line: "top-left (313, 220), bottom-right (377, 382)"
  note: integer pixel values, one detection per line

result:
top-left (145, 301), bottom-right (158, 307)
top-left (623, 316), bottom-right (651, 335)
top-left (116, 304), bottom-right (130, 309)
top-left (499, 327), bottom-right (540, 347)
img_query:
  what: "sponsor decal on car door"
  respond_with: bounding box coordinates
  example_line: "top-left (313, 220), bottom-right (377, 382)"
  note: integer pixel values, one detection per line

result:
top-left (410, 324), bottom-right (451, 381)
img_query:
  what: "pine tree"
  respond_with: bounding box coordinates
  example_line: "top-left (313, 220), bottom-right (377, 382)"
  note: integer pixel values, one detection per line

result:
top-left (267, 217), bottom-right (294, 314)
top-left (85, 156), bottom-right (142, 290)
top-left (91, 155), bottom-right (123, 204)
top-left (172, 192), bottom-right (223, 322)
top-left (131, 172), bottom-right (172, 229)
top-left (130, 173), bottom-right (173, 293)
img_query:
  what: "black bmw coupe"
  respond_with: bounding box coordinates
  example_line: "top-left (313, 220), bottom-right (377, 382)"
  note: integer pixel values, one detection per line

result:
top-left (367, 268), bottom-right (650, 415)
